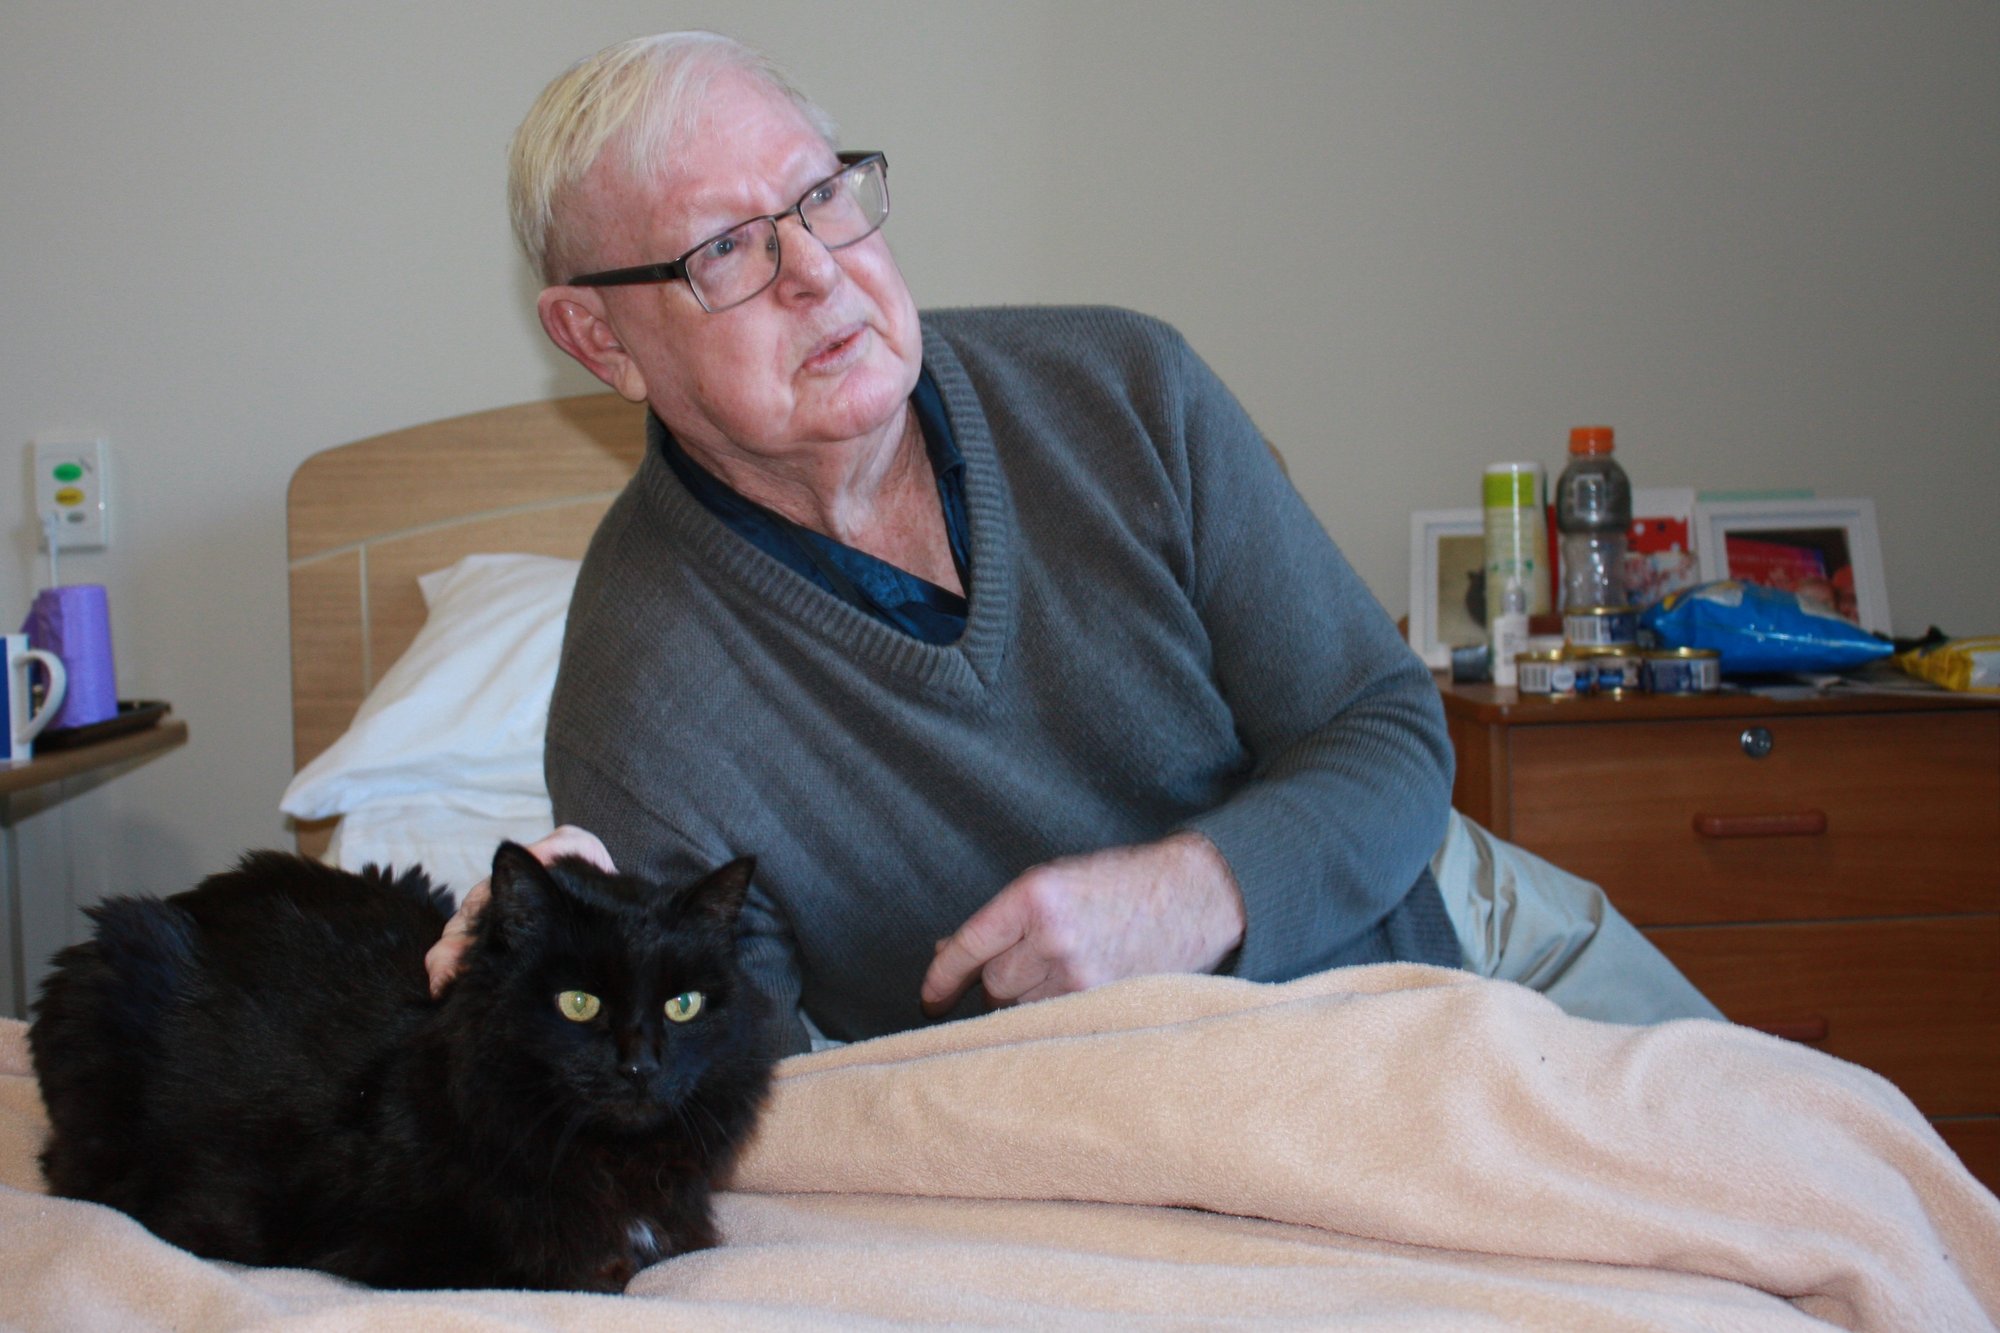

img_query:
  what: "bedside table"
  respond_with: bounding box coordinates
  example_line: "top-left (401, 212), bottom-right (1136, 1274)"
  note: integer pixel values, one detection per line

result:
top-left (1, 717), bottom-right (189, 1018)
top-left (1437, 679), bottom-right (1999, 1192)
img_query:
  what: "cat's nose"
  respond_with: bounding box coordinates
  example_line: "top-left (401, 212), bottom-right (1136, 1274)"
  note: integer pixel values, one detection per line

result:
top-left (615, 1028), bottom-right (660, 1086)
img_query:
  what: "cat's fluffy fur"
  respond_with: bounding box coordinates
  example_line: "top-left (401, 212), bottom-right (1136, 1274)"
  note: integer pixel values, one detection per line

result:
top-left (29, 842), bottom-right (774, 1291)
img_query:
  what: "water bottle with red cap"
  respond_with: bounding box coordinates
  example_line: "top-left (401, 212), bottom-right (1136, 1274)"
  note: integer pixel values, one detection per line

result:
top-left (1555, 426), bottom-right (1632, 612)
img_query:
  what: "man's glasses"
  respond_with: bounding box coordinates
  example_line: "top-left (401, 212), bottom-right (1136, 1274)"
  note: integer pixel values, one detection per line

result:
top-left (567, 152), bottom-right (889, 313)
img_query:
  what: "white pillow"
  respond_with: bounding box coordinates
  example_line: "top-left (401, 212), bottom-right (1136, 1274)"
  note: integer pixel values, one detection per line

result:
top-left (325, 798), bottom-right (557, 904)
top-left (281, 553), bottom-right (578, 823)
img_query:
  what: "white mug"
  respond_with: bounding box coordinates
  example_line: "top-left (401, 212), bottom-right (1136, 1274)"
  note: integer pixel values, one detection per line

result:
top-left (5, 632), bottom-right (68, 764)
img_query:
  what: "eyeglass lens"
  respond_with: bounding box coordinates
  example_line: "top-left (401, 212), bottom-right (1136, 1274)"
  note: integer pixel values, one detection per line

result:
top-left (687, 156), bottom-right (889, 311)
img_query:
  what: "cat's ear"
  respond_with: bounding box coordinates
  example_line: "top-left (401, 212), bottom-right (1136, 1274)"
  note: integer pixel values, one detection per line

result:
top-left (484, 841), bottom-right (556, 951)
top-left (686, 856), bottom-right (756, 930)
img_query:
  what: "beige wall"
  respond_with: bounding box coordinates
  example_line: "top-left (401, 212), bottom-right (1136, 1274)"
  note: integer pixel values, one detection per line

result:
top-left (3, 2), bottom-right (1996, 997)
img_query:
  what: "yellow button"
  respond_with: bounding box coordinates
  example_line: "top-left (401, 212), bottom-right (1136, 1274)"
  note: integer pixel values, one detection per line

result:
top-left (54, 486), bottom-right (86, 507)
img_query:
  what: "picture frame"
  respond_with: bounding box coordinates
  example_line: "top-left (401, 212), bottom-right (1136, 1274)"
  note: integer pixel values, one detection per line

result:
top-left (1621, 487), bottom-right (1702, 609)
top-left (1694, 497), bottom-right (1890, 635)
top-left (1408, 508), bottom-right (1486, 669)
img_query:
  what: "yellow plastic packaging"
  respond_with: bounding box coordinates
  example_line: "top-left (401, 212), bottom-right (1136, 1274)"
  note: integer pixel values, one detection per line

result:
top-left (1895, 635), bottom-right (2000, 694)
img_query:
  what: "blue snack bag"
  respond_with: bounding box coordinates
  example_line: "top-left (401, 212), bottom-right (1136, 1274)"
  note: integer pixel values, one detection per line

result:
top-left (1640, 581), bottom-right (1892, 674)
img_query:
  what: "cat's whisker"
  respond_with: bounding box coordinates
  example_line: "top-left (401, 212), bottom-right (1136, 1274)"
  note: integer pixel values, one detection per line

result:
top-left (485, 1088), bottom-right (572, 1176)
top-left (686, 1096), bottom-right (730, 1160)
top-left (544, 1107), bottom-right (590, 1190)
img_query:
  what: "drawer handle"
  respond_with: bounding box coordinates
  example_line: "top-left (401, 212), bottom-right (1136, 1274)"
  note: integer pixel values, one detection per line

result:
top-left (1753, 1018), bottom-right (1830, 1044)
top-left (1692, 810), bottom-right (1828, 839)
top-left (1739, 726), bottom-right (1776, 758)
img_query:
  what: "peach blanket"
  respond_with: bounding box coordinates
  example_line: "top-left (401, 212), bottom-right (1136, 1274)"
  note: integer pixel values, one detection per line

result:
top-left (3, 964), bottom-right (1996, 1330)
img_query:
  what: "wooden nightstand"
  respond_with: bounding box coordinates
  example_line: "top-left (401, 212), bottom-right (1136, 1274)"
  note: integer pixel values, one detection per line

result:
top-left (1438, 678), bottom-right (1999, 1192)
top-left (0, 717), bottom-right (189, 1018)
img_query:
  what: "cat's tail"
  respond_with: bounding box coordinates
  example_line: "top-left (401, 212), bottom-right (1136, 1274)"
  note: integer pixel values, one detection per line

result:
top-left (29, 897), bottom-right (198, 1202)
top-left (53, 897), bottom-right (199, 1040)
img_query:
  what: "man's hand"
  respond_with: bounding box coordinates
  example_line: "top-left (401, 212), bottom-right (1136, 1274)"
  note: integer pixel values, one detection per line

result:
top-left (919, 831), bottom-right (1245, 1017)
top-left (423, 825), bottom-right (617, 997)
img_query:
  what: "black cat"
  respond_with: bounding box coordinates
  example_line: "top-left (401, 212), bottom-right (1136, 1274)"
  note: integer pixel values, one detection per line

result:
top-left (28, 842), bottom-right (774, 1291)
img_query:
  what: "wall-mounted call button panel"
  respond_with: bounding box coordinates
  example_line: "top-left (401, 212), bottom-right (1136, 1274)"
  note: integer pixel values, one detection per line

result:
top-left (32, 438), bottom-right (111, 550)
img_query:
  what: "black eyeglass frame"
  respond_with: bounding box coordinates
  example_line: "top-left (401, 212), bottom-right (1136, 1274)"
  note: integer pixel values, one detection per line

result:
top-left (565, 151), bottom-right (888, 310)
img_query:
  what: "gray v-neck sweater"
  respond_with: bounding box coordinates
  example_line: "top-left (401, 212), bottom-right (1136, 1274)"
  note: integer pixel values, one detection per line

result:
top-left (547, 306), bottom-right (1456, 1054)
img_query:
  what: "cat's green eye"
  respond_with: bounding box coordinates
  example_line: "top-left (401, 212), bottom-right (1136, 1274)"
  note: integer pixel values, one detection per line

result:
top-left (556, 990), bottom-right (602, 1023)
top-left (664, 991), bottom-right (704, 1023)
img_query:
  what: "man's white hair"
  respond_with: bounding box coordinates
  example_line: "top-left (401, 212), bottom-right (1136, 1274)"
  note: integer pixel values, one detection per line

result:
top-left (508, 31), bottom-right (839, 284)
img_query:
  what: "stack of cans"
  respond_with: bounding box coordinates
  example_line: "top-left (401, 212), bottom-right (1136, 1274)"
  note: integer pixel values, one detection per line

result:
top-left (1513, 603), bottom-right (1720, 698)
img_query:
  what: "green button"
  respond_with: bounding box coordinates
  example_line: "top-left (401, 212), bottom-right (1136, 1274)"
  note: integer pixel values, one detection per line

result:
top-left (53, 462), bottom-right (83, 483)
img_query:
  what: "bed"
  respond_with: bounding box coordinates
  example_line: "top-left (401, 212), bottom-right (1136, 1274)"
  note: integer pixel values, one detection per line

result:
top-left (1, 393), bottom-right (1996, 1330)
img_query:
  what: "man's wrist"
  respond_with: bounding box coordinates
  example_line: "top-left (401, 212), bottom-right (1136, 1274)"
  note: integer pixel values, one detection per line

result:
top-left (1165, 829), bottom-right (1246, 966)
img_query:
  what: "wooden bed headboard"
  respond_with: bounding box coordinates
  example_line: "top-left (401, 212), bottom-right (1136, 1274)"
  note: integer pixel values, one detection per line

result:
top-left (285, 392), bottom-right (645, 855)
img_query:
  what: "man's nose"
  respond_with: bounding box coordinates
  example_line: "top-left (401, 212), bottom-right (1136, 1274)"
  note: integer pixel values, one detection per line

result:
top-left (774, 211), bottom-right (841, 297)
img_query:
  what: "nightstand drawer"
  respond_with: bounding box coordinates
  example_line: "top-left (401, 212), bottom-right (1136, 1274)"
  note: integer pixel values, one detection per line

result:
top-left (1509, 710), bottom-right (1999, 925)
top-left (1647, 915), bottom-right (2000, 1117)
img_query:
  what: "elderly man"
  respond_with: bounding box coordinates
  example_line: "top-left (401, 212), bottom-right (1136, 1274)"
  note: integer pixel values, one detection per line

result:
top-left (432, 31), bottom-right (1719, 1054)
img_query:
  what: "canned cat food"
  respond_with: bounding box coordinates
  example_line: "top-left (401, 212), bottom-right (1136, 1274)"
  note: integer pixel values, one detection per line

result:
top-left (1563, 604), bottom-right (1640, 649)
top-left (1572, 647), bottom-right (1642, 696)
top-left (1514, 650), bottom-right (1580, 698)
top-left (1641, 647), bottom-right (1721, 694)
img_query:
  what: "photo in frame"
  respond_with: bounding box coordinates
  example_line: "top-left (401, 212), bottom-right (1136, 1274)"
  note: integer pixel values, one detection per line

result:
top-left (1694, 497), bottom-right (1890, 635)
top-left (1408, 508), bottom-right (1486, 669)
top-left (1620, 487), bottom-right (1702, 609)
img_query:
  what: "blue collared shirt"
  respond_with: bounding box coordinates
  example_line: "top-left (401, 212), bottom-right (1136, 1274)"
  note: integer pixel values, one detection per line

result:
top-left (657, 367), bottom-right (972, 643)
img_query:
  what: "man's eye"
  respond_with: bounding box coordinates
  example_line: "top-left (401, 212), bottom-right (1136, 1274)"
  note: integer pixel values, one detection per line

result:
top-left (705, 235), bottom-right (737, 260)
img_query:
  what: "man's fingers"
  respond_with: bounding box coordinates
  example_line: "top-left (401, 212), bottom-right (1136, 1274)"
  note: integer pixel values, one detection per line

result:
top-left (425, 878), bottom-right (491, 998)
top-left (425, 933), bottom-right (472, 998)
top-left (919, 936), bottom-right (988, 1017)
top-left (975, 945), bottom-right (1053, 1009)
top-left (532, 825), bottom-right (616, 873)
top-left (920, 894), bottom-right (1029, 1017)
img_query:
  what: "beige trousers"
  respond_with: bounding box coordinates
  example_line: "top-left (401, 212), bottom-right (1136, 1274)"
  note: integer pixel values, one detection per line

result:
top-left (1431, 810), bottom-right (1727, 1025)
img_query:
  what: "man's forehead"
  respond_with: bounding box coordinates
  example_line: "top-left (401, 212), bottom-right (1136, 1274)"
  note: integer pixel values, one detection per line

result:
top-left (658, 141), bottom-right (833, 220)
top-left (600, 122), bottom-right (831, 230)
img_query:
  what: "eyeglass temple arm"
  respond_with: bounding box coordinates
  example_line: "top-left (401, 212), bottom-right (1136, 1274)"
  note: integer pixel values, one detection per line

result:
top-left (569, 259), bottom-right (687, 288)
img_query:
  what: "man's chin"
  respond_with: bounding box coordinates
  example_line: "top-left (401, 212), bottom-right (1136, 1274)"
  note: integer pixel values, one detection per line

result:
top-left (801, 355), bottom-right (920, 435)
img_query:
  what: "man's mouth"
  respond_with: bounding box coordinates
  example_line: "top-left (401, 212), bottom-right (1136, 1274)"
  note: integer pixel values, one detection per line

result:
top-left (802, 324), bottom-right (866, 371)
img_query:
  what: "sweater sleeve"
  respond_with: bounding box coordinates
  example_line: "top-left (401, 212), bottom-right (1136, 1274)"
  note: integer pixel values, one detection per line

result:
top-left (1165, 333), bottom-right (1454, 981)
top-left (545, 737), bottom-right (813, 1057)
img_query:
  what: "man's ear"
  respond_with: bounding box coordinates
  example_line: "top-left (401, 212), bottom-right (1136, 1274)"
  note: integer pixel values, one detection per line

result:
top-left (537, 286), bottom-right (649, 403)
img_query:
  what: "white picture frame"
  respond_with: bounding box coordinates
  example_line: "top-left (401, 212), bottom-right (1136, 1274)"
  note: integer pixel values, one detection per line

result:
top-left (1408, 508), bottom-right (1485, 669)
top-left (1694, 497), bottom-right (1891, 635)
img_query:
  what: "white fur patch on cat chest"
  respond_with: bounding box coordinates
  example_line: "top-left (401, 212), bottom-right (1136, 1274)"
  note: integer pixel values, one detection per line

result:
top-left (626, 1218), bottom-right (664, 1265)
